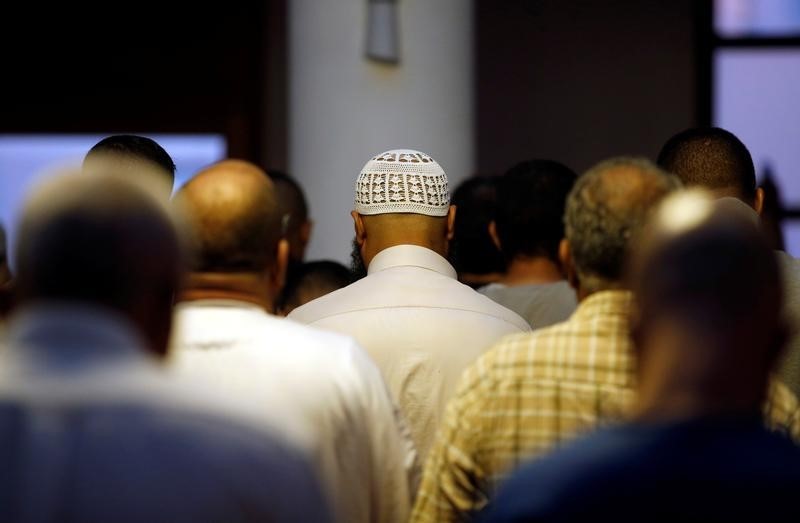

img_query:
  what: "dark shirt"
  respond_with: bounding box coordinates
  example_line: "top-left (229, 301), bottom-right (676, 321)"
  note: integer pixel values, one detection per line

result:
top-left (483, 416), bottom-right (800, 522)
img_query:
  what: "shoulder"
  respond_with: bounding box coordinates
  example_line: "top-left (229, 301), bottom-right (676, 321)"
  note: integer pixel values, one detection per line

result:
top-left (485, 318), bottom-right (580, 364)
top-left (486, 425), bottom-right (642, 520)
top-left (288, 278), bottom-right (369, 324)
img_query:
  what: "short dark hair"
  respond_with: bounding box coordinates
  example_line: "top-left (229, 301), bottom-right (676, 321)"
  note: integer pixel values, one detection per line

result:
top-left (449, 176), bottom-right (505, 276)
top-left (87, 135), bottom-right (177, 184)
top-left (495, 160), bottom-right (577, 265)
top-left (566, 157), bottom-right (680, 292)
top-left (657, 127), bottom-right (756, 200)
top-left (279, 260), bottom-right (351, 313)
top-left (268, 170), bottom-right (309, 237)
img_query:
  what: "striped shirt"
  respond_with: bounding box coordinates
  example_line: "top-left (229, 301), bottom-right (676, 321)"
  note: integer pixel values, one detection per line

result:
top-left (411, 290), bottom-right (800, 522)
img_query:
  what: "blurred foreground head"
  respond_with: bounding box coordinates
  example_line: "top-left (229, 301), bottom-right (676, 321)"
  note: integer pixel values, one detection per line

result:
top-left (15, 171), bottom-right (183, 356)
top-left (173, 160), bottom-right (287, 311)
top-left (561, 157), bottom-right (679, 299)
top-left (84, 135), bottom-right (176, 197)
top-left (629, 191), bottom-right (784, 420)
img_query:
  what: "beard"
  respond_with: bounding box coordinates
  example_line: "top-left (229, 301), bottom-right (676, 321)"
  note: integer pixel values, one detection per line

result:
top-left (349, 237), bottom-right (368, 281)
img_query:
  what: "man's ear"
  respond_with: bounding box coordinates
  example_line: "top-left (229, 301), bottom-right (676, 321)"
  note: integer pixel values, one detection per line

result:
top-left (754, 187), bottom-right (765, 216)
top-left (351, 211), bottom-right (367, 247)
top-left (488, 220), bottom-right (501, 251)
top-left (270, 239), bottom-right (290, 306)
top-left (446, 205), bottom-right (457, 241)
top-left (559, 238), bottom-right (579, 291)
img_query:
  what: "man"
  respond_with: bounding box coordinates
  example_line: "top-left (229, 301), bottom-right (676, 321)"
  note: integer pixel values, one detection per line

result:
top-left (277, 260), bottom-right (352, 316)
top-left (411, 157), bottom-right (679, 522)
top-left (169, 160), bottom-right (416, 523)
top-left (449, 176), bottom-right (506, 288)
top-left (268, 170), bottom-right (317, 304)
top-left (290, 149), bottom-right (530, 460)
top-left (480, 159), bottom-right (578, 329)
top-left (485, 191), bottom-right (800, 522)
top-left (83, 134), bottom-right (176, 196)
top-left (0, 172), bottom-right (329, 522)
top-left (657, 127), bottom-right (800, 398)
top-left (269, 170), bottom-right (313, 264)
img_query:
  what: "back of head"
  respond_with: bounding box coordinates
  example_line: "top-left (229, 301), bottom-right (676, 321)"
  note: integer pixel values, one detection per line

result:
top-left (496, 160), bottom-right (577, 265)
top-left (269, 170), bottom-right (310, 262)
top-left (174, 160), bottom-right (283, 274)
top-left (353, 149), bottom-right (454, 265)
top-left (632, 191), bottom-right (781, 338)
top-left (278, 260), bottom-right (351, 315)
top-left (657, 127), bottom-right (756, 202)
top-left (15, 171), bottom-right (182, 354)
top-left (565, 157), bottom-right (680, 293)
top-left (269, 171), bottom-right (309, 233)
top-left (629, 191), bottom-right (783, 416)
top-left (84, 135), bottom-right (177, 195)
top-left (449, 176), bottom-right (505, 279)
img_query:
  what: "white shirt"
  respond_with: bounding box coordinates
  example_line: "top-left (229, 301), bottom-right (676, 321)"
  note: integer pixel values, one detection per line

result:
top-left (0, 305), bottom-right (330, 523)
top-left (289, 245), bottom-right (530, 459)
top-left (170, 300), bottom-right (417, 523)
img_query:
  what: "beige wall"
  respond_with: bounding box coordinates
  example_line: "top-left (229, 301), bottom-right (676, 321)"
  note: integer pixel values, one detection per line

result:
top-left (289, 0), bottom-right (474, 263)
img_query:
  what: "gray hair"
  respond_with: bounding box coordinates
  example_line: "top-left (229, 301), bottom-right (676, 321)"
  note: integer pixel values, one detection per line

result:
top-left (565, 156), bottom-right (681, 293)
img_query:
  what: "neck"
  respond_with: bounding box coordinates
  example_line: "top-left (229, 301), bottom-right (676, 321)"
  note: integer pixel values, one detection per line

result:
top-left (365, 238), bottom-right (445, 267)
top-left (500, 256), bottom-right (563, 286)
top-left (179, 272), bottom-right (274, 313)
top-left (574, 277), bottom-right (624, 302)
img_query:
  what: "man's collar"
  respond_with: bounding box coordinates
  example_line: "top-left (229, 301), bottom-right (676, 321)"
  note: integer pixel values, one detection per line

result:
top-left (367, 244), bottom-right (457, 279)
top-left (573, 290), bottom-right (634, 320)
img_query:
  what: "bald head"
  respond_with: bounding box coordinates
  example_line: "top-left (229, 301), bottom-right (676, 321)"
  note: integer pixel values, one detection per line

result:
top-left (629, 191), bottom-right (784, 418)
top-left (15, 171), bottom-right (182, 355)
top-left (175, 160), bottom-right (283, 273)
top-left (657, 127), bottom-right (756, 203)
top-left (564, 157), bottom-right (680, 294)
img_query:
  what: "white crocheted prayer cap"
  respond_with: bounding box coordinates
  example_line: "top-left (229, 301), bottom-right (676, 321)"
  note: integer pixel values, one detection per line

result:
top-left (354, 149), bottom-right (450, 216)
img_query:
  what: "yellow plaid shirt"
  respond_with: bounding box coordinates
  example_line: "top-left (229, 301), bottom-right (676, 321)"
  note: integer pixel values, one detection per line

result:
top-left (411, 290), bottom-right (800, 523)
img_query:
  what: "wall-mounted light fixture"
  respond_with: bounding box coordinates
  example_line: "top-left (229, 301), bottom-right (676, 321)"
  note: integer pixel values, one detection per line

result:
top-left (366, 0), bottom-right (400, 64)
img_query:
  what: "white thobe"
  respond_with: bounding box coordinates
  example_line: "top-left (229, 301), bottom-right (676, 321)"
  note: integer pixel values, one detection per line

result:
top-left (290, 245), bottom-right (530, 459)
top-left (170, 300), bottom-right (418, 523)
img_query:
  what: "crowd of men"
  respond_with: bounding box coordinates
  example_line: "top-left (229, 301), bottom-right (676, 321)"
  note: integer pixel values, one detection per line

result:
top-left (0, 128), bottom-right (798, 522)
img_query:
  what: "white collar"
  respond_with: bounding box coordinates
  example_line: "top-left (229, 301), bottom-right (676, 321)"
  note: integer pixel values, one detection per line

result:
top-left (367, 244), bottom-right (457, 279)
